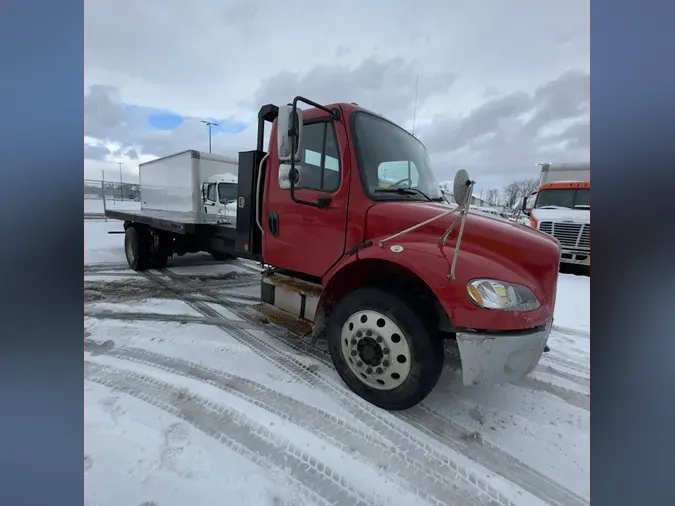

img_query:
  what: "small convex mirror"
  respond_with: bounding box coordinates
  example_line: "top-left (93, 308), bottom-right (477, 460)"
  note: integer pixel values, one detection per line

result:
top-left (453, 169), bottom-right (472, 208)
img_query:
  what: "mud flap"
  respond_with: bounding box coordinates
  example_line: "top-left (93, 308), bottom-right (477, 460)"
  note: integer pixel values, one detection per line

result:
top-left (456, 321), bottom-right (552, 386)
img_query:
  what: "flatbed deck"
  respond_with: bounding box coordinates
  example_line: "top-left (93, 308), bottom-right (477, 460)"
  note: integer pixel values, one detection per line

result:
top-left (105, 209), bottom-right (237, 236)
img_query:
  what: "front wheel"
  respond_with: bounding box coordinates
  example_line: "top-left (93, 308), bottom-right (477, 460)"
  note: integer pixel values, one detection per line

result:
top-left (327, 288), bottom-right (444, 410)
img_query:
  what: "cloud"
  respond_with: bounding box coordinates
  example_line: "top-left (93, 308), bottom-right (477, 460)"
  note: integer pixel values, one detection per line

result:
top-left (249, 57), bottom-right (457, 128)
top-left (84, 144), bottom-right (110, 160)
top-left (84, 85), bottom-right (253, 167)
top-left (417, 70), bottom-right (589, 190)
top-left (84, 0), bottom-right (589, 189)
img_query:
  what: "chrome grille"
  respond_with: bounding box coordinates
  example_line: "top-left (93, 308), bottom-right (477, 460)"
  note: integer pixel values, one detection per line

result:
top-left (579, 224), bottom-right (590, 248)
top-left (538, 221), bottom-right (590, 249)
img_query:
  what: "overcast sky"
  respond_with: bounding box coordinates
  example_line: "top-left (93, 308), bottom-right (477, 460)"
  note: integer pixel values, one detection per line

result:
top-left (84, 0), bottom-right (589, 192)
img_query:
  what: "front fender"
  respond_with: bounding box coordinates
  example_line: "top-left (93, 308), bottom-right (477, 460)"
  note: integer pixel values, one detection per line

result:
top-left (353, 236), bottom-right (554, 331)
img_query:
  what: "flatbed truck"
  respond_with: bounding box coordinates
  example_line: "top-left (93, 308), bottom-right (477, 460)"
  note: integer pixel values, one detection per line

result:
top-left (106, 97), bottom-right (561, 410)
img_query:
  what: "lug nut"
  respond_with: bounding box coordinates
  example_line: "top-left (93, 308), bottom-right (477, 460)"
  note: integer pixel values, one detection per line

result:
top-left (383, 348), bottom-right (390, 354)
top-left (365, 330), bottom-right (372, 337)
top-left (366, 367), bottom-right (373, 374)
top-left (376, 336), bottom-right (383, 343)
top-left (350, 339), bottom-right (357, 345)
top-left (382, 360), bottom-right (389, 367)
top-left (376, 367), bottom-right (383, 374)
top-left (357, 361), bottom-right (363, 367)
top-left (350, 350), bottom-right (357, 356)
top-left (356, 331), bottom-right (363, 338)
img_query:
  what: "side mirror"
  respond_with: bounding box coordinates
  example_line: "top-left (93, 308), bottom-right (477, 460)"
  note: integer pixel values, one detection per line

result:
top-left (277, 105), bottom-right (304, 162)
top-left (278, 163), bottom-right (301, 190)
top-left (521, 191), bottom-right (536, 215)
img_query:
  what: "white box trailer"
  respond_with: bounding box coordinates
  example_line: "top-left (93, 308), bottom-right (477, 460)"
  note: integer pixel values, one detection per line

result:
top-left (140, 150), bottom-right (238, 213)
top-left (538, 162), bottom-right (590, 186)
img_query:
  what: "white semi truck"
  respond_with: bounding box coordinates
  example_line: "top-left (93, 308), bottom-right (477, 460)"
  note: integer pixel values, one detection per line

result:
top-left (523, 162), bottom-right (590, 271)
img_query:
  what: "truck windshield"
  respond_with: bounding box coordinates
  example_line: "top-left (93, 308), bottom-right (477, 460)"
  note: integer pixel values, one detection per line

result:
top-left (218, 183), bottom-right (238, 204)
top-left (352, 112), bottom-right (443, 202)
top-left (535, 188), bottom-right (590, 209)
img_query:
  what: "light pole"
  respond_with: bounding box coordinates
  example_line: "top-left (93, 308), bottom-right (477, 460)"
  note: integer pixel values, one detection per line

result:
top-left (201, 120), bottom-right (219, 153)
top-left (118, 162), bottom-right (124, 201)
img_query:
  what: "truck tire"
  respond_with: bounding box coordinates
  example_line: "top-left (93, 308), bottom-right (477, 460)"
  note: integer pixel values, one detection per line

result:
top-left (124, 226), bottom-right (152, 271)
top-left (151, 234), bottom-right (170, 269)
top-left (327, 287), bottom-right (444, 410)
top-left (152, 249), bottom-right (169, 269)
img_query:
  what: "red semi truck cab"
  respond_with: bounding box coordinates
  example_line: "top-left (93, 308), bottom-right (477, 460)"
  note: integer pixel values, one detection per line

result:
top-left (234, 97), bottom-right (562, 409)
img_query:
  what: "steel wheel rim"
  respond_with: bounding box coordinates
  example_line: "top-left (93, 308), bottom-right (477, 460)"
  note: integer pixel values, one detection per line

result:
top-left (340, 309), bottom-right (411, 390)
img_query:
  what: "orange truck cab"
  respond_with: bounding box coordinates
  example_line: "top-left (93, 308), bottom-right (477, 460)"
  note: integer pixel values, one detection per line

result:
top-left (111, 96), bottom-right (562, 410)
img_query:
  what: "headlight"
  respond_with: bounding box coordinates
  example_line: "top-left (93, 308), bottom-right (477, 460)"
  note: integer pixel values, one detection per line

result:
top-left (466, 279), bottom-right (540, 311)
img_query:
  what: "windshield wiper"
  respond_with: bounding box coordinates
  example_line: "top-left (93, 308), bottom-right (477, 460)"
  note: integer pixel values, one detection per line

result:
top-left (374, 187), bottom-right (433, 202)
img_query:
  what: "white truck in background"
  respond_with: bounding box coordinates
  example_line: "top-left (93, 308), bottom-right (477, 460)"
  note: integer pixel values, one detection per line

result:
top-left (523, 162), bottom-right (590, 272)
top-left (202, 172), bottom-right (238, 219)
top-left (140, 150), bottom-right (238, 220)
top-left (119, 149), bottom-right (240, 263)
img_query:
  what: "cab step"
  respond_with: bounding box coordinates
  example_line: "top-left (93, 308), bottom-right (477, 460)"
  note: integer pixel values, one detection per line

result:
top-left (260, 272), bottom-right (322, 324)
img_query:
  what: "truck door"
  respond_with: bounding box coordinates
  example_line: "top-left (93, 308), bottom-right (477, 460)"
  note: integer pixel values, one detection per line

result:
top-left (263, 113), bottom-right (350, 278)
top-left (203, 182), bottom-right (217, 214)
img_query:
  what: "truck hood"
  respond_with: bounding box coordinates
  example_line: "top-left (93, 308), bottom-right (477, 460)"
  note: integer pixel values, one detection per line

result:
top-left (365, 200), bottom-right (560, 287)
top-left (531, 208), bottom-right (590, 224)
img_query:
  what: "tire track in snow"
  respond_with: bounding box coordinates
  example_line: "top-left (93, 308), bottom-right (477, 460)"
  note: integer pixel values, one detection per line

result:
top-left (85, 339), bottom-right (483, 506)
top-left (513, 378), bottom-right (589, 412)
top-left (400, 406), bottom-right (588, 506)
top-left (536, 365), bottom-right (589, 389)
top-left (85, 277), bottom-right (258, 309)
top-left (142, 269), bottom-right (542, 506)
top-left (152, 272), bottom-right (586, 506)
top-left (540, 355), bottom-right (589, 376)
top-left (225, 318), bottom-right (587, 506)
top-left (85, 256), bottom-right (258, 273)
top-left (84, 310), bottom-right (258, 329)
top-left (551, 324), bottom-right (589, 341)
top-left (85, 361), bottom-right (363, 506)
top-left (89, 263), bottom-right (587, 505)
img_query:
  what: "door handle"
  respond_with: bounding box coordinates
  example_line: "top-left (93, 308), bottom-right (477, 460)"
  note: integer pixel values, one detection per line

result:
top-left (267, 211), bottom-right (279, 236)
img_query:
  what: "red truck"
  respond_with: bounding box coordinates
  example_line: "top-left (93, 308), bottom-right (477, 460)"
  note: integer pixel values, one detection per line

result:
top-left (107, 97), bottom-right (561, 410)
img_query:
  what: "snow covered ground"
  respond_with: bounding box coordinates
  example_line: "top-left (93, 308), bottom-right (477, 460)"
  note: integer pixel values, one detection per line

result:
top-left (84, 219), bottom-right (590, 506)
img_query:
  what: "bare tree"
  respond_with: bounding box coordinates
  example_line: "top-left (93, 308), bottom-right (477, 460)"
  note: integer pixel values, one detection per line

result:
top-left (485, 189), bottom-right (499, 206)
top-left (503, 182), bottom-right (521, 209)
top-left (518, 178), bottom-right (539, 199)
top-left (502, 178), bottom-right (540, 211)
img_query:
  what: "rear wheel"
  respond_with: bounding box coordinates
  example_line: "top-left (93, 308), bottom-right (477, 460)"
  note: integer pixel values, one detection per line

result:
top-left (151, 233), bottom-right (170, 269)
top-left (124, 226), bottom-right (151, 271)
top-left (327, 287), bottom-right (444, 410)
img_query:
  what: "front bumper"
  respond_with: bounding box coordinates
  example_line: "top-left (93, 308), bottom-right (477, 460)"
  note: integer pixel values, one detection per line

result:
top-left (456, 320), bottom-right (552, 386)
top-left (560, 248), bottom-right (590, 265)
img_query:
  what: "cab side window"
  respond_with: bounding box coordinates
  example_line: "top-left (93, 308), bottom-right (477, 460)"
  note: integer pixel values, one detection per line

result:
top-left (296, 121), bottom-right (341, 193)
top-left (207, 183), bottom-right (217, 202)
